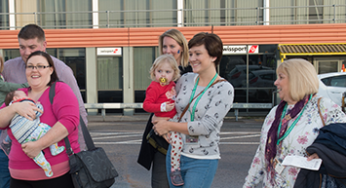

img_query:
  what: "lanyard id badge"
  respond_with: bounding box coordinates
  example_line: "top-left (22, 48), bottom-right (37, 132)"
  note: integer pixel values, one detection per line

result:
top-left (185, 74), bottom-right (218, 144)
top-left (274, 156), bottom-right (285, 175)
top-left (185, 135), bottom-right (198, 143)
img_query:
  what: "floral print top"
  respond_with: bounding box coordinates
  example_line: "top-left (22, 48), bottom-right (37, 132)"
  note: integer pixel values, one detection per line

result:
top-left (243, 96), bottom-right (346, 188)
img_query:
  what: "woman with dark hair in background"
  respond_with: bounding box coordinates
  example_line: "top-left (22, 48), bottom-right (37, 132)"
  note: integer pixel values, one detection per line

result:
top-left (153, 32), bottom-right (234, 188)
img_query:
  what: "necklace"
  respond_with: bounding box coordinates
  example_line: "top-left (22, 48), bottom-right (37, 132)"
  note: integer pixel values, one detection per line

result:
top-left (188, 73), bottom-right (218, 121)
top-left (276, 94), bottom-right (312, 145)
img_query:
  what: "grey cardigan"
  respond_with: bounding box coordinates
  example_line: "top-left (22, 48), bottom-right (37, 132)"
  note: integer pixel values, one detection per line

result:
top-left (171, 73), bottom-right (234, 158)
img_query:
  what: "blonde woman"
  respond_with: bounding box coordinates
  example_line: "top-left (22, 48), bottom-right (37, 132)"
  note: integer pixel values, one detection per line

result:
top-left (243, 59), bottom-right (346, 187)
top-left (158, 29), bottom-right (190, 74)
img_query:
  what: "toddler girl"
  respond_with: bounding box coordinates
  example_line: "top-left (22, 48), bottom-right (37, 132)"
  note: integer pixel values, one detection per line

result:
top-left (143, 54), bottom-right (184, 186)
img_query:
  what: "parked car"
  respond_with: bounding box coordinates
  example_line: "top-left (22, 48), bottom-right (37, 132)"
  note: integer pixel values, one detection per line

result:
top-left (317, 72), bottom-right (346, 107)
top-left (227, 65), bottom-right (272, 88)
top-left (248, 70), bottom-right (276, 102)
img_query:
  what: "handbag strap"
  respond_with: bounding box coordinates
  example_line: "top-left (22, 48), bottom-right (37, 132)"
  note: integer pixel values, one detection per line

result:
top-left (317, 97), bottom-right (325, 126)
top-left (49, 82), bottom-right (95, 156)
top-left (178, 79), bottom-right (227, 121)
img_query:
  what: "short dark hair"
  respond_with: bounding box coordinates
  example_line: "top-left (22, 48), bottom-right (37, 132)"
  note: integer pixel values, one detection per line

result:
top-left (18, 24), bottom-right (46, 42)
top-left (27, 51), bottom-right (58, 86)
top-left (188, 32), bottom-right (223, 67)
top-left (4, 91), bottom-right (15, 106)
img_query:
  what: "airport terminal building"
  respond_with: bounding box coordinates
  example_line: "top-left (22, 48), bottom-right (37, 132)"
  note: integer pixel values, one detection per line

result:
top-left (0, 0), bottom-right (346, 115)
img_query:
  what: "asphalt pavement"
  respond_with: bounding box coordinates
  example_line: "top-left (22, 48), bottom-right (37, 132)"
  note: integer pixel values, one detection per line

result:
top-left (86, 114), bottom-right (264, 188)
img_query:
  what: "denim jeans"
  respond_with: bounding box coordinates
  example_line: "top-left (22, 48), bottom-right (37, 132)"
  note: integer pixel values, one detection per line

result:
top-left (166, 145), bottom-right (218, 188)
top-left (0, 149), bottom-right (10, 188)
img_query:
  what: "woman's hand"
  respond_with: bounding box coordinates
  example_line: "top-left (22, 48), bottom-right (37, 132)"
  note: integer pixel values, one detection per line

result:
top-left (163, 133), bottom-right (171, 143)
top-left (13, 102), bottom-right (42, 121)
top-left (151, 114), bottom-right (158, 124)
top-left (153, 118), bottom-right (170, 136)
top-left (307, 153), bottom-right (319, 161)
top-left (21, 141), bottom-right (42, 159)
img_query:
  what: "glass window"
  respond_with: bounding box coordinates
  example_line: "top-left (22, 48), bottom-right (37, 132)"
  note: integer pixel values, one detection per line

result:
top-left (133, 47), bottom-right (156, 102)
top-left (99, 0), bottom-right (177, 28)
top-left (259, 45), bottom-right (277, 54)
top-left (3, 48), bottom-right (87, 102)
top-left (3, 50), bottom-right (20, 61)
top-left (318, 60), bottom-right (338, 74)
top-left (234, 89), bottom-right (246, 103)
top-left (322, 0), bottom-right (346, 24)
top-left (0, 1), bottom-right (9, 30)
top-left (322, 76), bottom-right (346, 87)
top-left (220, 55), bottom-right (247, 88)
top-left (185, 0), bottom-right (263, 26)
top-left (248, 54), bottom-right (276, 88)
top-left (269, 0), bottom-right (346, 25)
top-left (48, 48), bottom-right (86, 101)
top-left (330, 76), bottom-right (346, 87)
top-left (97, 56), bottom-right (123, 105)
top-left (99, 0), bottom-right (123, 28)
top-left (249, 88), bottom-right (275, 103)
top-left (97, 56), bottom-right (123, 90)
top-left (37, 0), bottom-right (92, 29)
top-left (220, 46), bottom-right (276, 104)
top-left (15, 0), bottom-right (36, 26)
top-left (270, 0), bottom-right (307, 25)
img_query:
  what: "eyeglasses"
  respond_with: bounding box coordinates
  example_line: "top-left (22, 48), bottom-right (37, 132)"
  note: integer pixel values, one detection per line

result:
top-left (25, 65), bottom-right (51, 70)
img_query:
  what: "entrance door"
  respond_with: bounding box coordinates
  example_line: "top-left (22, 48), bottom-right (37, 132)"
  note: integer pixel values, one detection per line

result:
top-left (97, 56), bottom-right (123, 103)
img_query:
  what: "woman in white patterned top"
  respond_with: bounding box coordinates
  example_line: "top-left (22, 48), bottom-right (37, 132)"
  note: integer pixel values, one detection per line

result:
top-left (153, 32), bottom-right (234, 188)
top-left (243, 59), bottom-right (346, 188)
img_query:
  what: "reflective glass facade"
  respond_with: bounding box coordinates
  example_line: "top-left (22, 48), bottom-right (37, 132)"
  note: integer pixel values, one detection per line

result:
top-left (270, 0), bottom-right (346, 25)
top-left (38, 0), bottom-right (92, 29)
top-left (185, 0), bottom-right (263, 26)
top-left (219, 45), bottom-right (277, 105)
top-left (0, 1), bottom-right (8, 30)
top-left (99, 0), bottom-right (177, 28)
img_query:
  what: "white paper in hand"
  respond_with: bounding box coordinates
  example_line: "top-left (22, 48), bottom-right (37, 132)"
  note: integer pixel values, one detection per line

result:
top-left (282, 155), bottom-right (322, 171)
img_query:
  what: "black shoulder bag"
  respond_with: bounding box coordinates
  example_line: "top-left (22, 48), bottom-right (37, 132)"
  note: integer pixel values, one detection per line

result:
top-left (146, 79), bottom-right (226, 155)
top-left (49, 82), bottom-right (118, 188)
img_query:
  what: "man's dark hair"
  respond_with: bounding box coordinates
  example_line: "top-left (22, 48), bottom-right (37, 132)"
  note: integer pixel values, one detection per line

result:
top-left (18, 24), bottom-right (46, 42)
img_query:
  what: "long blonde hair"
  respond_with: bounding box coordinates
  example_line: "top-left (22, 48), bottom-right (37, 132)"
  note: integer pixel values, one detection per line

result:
top-left (159, 29), bottom-right (189, 68)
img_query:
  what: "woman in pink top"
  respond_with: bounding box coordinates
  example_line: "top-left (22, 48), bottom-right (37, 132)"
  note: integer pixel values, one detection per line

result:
top-left (0, 51), bottom-right (80, 188)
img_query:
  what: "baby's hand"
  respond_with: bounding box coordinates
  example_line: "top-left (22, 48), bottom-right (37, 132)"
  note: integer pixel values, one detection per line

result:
top-left (165, 102), bottom-right (175, 112)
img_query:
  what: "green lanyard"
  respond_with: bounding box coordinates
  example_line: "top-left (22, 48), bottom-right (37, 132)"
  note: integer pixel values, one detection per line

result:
top-left (188, 73), bottom-right (218, 121)
top-left (276, 94), bottom-right (312, 145)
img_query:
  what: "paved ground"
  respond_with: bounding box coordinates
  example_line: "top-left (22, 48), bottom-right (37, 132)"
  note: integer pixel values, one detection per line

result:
top-left (86, 114), bottom-right (264, 188)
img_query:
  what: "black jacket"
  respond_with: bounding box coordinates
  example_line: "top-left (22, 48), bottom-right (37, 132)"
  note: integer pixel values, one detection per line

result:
top-left (294, 123), bottom-right (346, 188)
top-left (137, 114), bottom-right (169, 170)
